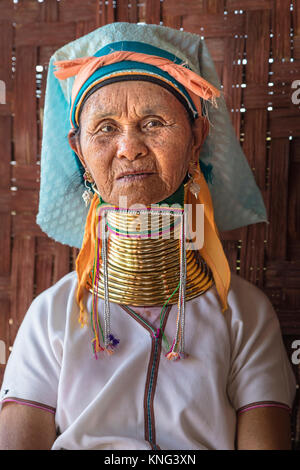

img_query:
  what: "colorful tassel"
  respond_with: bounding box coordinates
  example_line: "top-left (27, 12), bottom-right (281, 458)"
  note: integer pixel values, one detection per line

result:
top-left (165, 351), bottom-right (181, 361)
top-left (108, 334), bottom-right (120, 348)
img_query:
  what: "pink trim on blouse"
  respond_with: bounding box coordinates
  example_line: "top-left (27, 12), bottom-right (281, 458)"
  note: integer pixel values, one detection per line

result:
top-left (1, 398), bottom-right (56, 415)
top-left (237, 401), bottom-right (291, 415)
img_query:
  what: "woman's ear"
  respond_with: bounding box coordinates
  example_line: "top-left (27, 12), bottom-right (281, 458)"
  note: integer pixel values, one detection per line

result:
top-left (68, 128), bottom-right (85, 168)
top-left (190, 117), bottom-right (209, 163)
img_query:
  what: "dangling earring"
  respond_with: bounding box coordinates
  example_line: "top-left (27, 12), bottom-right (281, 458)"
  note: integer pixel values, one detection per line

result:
top-left (187, 161), bottom-right (201, 198)
top-left (82, 170), bottom-right (95, 207)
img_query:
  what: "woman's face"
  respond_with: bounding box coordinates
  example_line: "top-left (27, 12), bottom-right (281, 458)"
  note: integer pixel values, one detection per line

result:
top-left (68, 81), bottom-right (204, 206)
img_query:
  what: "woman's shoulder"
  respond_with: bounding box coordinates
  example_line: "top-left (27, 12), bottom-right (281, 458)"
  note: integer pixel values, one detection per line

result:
top-left (228, 271), bottom-right (272, 304)
top-left (23, 271), bottom-right (79, 329)
top-left (225, 271), bottom-right (279, 327)
top-left (229, 271), bottom-right (270, 302)
top-left (34, 271), bottom-right (78, 303)
top-left (201, 271), bottom-right (275, 317)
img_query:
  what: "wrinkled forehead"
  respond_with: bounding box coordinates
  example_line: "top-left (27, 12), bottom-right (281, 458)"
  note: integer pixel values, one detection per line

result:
top-left (78, 79), bottom-right (195, 126)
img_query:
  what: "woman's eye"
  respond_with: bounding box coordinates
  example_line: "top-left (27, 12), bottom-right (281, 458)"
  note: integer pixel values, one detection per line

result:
top-left (99, 124), bottom-right (116, 133)
top-left (144, 120), bottom-right (164, 129)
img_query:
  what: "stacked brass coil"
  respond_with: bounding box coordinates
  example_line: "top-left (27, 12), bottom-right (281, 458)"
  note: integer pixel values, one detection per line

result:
top-left (86, 209), bottom-right (214, 306)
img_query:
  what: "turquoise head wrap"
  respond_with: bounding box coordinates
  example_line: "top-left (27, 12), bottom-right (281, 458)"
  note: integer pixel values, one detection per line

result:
top-left (72, 40), bottom-right (199, 129)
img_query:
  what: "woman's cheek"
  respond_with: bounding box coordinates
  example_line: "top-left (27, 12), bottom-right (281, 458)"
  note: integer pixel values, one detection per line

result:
top-left (164, 152), bottom-right (188, 177)
top-left (82, 138), bottom-right (113, 171)
top-left (159, 169), bottom-right (180, 194)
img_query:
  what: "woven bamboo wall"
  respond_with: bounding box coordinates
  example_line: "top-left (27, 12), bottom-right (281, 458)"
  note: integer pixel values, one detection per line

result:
top-left (0, 0), bottom-right (299, 447)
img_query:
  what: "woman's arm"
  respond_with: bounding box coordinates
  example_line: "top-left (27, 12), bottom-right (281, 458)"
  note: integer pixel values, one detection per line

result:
top-left (236, 406), bottom-right (292, 450)
top-left (0, 402), bottom-right (57, 450)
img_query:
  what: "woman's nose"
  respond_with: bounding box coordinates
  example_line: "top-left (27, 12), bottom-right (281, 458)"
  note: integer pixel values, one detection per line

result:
top-left (116, 129), bottom-right (148, 161)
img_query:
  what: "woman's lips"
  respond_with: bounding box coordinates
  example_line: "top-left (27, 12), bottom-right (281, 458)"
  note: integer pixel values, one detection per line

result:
top-left (117, 172), bottom-right (155, 182)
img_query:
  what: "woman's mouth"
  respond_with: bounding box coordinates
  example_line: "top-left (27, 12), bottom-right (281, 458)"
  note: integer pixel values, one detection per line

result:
top-left (117, 172), bottom-right (155, 182)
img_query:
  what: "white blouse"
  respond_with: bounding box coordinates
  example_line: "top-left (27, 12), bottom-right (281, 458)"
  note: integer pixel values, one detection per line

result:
top-left (0, 271), bottom-right (296, 450)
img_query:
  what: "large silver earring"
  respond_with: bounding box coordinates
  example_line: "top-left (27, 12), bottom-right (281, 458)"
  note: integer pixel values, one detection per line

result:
top-left (82, 170), bottom-right (95, 207)
top-left (188, 161), bottom-right (200, 198)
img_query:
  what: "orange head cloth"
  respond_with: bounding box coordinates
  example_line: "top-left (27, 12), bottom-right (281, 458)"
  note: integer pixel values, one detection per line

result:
top-left (53, 50), bottom-right (221, 128)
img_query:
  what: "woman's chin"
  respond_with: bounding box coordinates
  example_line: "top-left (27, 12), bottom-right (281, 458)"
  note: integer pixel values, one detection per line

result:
top-left (104, 185), bottom-right (170, 207)
top-left (107, 193), bottom-right (168, 208)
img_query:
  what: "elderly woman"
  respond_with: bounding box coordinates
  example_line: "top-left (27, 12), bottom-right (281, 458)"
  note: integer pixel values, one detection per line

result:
top-left (0, 23), bottom-right (296, 450)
